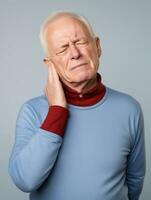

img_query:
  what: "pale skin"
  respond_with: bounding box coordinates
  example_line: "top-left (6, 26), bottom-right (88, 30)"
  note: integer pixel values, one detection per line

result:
top-left (43, 16), bottom-right (101, 108)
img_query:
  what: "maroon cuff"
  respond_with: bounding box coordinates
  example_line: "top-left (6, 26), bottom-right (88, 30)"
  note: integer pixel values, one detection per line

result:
top-left (40, 105), bottom-right (69, 137)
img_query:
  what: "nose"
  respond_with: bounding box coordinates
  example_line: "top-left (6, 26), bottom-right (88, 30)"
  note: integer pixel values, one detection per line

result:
top-left (69, 44), bottom-right (81, 59)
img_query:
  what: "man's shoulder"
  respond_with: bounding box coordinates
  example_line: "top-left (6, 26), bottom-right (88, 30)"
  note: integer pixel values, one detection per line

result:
top-left (107, 87), bottom-right (142, 114)
top-left (15, 95), bottom-right (49, 127)
top-left (24, 94), bottom-right (47, 105)
top-left (21, 94), bottom-right (48, 113)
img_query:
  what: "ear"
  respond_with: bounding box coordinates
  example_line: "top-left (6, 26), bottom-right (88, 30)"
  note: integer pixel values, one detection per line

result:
top-left (43, 57), bottom-right (49, 65)
top-left (95, 37), bottom-right (101, 58)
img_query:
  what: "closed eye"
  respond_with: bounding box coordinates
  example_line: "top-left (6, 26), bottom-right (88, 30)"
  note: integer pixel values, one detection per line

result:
top-left (76, 39), bottom-right (88, 45)
top-left (56, 45), bottom-right (68, 54)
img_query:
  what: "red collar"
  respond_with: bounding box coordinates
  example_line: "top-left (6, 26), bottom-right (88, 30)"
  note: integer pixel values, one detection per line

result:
top-left (60, 73), bottom-right (106, 106)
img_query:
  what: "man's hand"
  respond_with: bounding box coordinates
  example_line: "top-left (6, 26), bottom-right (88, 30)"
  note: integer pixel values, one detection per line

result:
top-left (44, 60), bottom-right (67, 108)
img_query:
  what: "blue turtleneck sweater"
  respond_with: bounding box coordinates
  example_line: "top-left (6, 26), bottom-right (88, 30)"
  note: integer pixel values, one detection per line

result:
top-left (8, 86), bottom-right (146, 200)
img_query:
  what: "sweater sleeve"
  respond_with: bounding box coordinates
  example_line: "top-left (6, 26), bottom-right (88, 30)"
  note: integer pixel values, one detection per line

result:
top-left (40, 105), bottom-right (69, 137)
top-left (8, 103), bottom-right (68, 193)
top-left (126, 105), bottom-right (146, 200)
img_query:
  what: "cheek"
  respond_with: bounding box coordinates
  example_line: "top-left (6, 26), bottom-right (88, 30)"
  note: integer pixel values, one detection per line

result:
top-left (53, 57), bottom-right (66, 71)
top-left (86, 49), bottom-right (99, 66)
top-left (83, 45), bottom-right (98, 59)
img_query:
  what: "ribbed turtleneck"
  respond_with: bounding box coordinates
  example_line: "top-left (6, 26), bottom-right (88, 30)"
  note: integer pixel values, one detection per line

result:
top-left (61, 72), bottom-right (106, 106)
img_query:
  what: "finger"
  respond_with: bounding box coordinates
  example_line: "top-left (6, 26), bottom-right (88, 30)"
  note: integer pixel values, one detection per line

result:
top-left (48, 64), bottom-right (60, 82)
top-left (51, 65), bottom-right (59, 79)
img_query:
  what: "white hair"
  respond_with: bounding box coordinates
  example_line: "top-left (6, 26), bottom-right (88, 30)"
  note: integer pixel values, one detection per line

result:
top-left (39, 11), bottom-right (96, 54)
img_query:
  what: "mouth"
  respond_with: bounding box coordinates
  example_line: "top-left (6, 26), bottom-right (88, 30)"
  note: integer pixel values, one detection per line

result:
top-left (71, 63), bottom-right (88, 70)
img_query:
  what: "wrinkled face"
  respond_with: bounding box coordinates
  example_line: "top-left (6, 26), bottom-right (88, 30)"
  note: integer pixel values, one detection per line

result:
top-left (44, 17), bottom-right (101, 84)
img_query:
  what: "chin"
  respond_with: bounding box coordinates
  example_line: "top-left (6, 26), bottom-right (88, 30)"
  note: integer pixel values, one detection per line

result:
top-left (69, 70), bottom-right (95, 83)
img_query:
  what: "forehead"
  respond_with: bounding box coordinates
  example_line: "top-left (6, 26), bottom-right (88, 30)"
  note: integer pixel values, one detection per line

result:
top-left (45, 17), bottom-right (91, 44)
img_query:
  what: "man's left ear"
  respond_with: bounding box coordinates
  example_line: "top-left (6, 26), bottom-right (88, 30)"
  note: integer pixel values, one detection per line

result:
top-left (95, 37), bottom-right (101, 58)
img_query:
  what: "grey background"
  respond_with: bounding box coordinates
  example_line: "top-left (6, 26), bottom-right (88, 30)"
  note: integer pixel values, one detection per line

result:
top-left (0, 0), bottom-right (150, 199)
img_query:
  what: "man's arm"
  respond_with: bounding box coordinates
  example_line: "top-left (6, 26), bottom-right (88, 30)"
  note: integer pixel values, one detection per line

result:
top-left (8, 103), bottom-right (68, 192)
top-left (8, 62), bottom-right (68, 192)
top-left (126, 105), bottom-right (146, 200)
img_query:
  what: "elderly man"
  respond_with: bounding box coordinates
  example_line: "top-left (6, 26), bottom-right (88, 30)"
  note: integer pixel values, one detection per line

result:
top-left (9, 11), bottom-right (146, 200)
